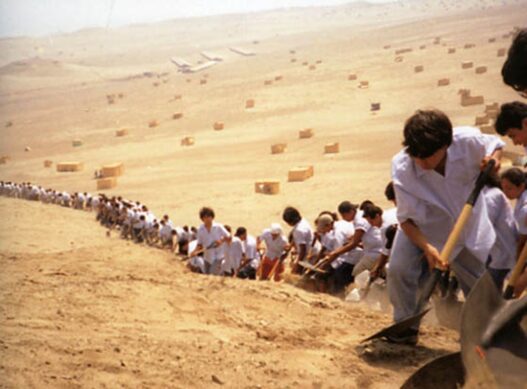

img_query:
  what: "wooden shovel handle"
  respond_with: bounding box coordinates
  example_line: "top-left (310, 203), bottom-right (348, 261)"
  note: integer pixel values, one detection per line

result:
top-left (438, 205), bottom-right (473, 266)
top-left (503, 241), bottom-right (527, 299)
top-left (438, 159), bottom-right (495, 267)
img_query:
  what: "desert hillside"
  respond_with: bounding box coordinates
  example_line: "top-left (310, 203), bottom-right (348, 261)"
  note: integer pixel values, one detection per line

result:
top-left (0, 197), bottom-right (459, 388)
top-left (0, 0), bottom-right (525, 387)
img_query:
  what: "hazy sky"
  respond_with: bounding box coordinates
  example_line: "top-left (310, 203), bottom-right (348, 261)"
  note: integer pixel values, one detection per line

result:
top-left (0, 0), bottom-right (396, 38)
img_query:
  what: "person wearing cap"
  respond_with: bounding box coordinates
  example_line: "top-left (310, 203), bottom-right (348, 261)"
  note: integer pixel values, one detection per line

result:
top-left (257, 223), bottom-right (289, 281)
top-left (313, 213), bottom-right (352, 293)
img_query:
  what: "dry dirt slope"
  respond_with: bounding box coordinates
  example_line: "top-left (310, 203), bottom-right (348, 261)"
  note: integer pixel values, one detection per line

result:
top-left (0, 197), bottom-right (458, 388)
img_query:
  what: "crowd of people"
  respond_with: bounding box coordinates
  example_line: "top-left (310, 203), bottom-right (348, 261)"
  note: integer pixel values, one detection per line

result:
top-left (1, 28), bottom-right (526, 347)
top-left (0, 179), bottom-right (397, 296)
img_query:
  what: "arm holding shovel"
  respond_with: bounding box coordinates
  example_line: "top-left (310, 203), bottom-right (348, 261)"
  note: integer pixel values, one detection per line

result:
top-left (325, 229), bottom-right (365, 265)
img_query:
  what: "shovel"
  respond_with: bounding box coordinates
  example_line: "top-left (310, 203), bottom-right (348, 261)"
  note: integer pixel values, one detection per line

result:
top-left (400, 352), bottom-right (464, 389)
top-left (362, 159), bottom-right (495, 343)
top-left (460, 243), bottom-right (527, 388)
top-left (432, 271), bottom-right (463, 331)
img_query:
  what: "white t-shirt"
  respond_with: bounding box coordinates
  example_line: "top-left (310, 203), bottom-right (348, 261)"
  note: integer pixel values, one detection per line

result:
top-left (159, 224), bottom-right (173, 240)
top-left (382, 207), bottom-right (398, 229)
top-left (320, 228), bottom-right (348, 269)
top-left (222, 237), bottom-right (244, 273)
top-left (292, 218), bottom-right (314, 252)
top-left (259, 229), bottom-right (288, 259)
top-left (188, 240), bottom-right (205, 273)
top-left (356, 218), bottom-right (383, 259)
top-left (197, 222), bottom-right (229, 263)
top-left (243, 235), bottom-right (260, 268)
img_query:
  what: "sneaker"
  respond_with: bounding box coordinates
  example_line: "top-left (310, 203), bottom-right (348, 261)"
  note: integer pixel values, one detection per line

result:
top-left (384, 328), bottom-right (419, 346)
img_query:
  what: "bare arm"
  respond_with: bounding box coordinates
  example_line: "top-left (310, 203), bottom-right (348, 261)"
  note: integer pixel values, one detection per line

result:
top-left (327, 230), bottom-right (365, 261)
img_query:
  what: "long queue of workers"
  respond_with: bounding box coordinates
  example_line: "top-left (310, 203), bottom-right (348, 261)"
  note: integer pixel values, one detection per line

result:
top-left (1, 28), bottom-right (527, 347)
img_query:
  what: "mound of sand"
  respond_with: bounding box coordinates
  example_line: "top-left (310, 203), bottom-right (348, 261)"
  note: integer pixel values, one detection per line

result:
top-left (0, 197), bottom-right (459, 388)
top-left (0, 57), bottom-right (78, 78)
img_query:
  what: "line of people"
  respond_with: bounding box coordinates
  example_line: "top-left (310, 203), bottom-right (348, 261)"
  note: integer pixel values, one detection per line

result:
top-left (0, 179), bottom-right (399, 295)
top-left (1, 28), bottom-right (526, 348)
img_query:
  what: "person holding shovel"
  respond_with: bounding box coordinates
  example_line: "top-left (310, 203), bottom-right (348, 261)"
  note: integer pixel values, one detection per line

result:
top-left (501, 167), bottom-right (527, 297)
top-left (387, 109), bottom-right (504, 345)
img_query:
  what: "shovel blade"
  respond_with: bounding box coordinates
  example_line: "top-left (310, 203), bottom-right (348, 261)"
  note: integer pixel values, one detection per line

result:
top-left (361, 308), bottom-right (430, 343)
top-left (432, 293), bottom-right (463, 331)
top-left (461, 271), bottom-right (527, 387)
top-left (401, 352), bottom-right (464, 389)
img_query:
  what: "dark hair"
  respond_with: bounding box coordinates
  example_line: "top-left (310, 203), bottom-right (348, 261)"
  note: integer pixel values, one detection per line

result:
top-left (199, 206), bottom-right (215, 219)
top-left (501, 167), bottom-right (527, 187)
top-left (224, 225), bottom-right (231, 233)
top-left (403, 109), bottom-right (453, 158)
top-left (235, 226), bottom-right (247, 237)
top-left (502, 29), bottom-right (527, 92)
top-left (495, 101), bottom-right (527, 135)
top-left (359, 200), bottom-right (374, 211)
top-left (384, 181), bottom-right (396, 202)
top-left (282, 206), bottom-right (302, 225)
top-left (337, 201), bottom-right (358, 215)
top-left (362, 205), bottom-right (383, 219)
top-left (385, 224), bottom-right (397, 250)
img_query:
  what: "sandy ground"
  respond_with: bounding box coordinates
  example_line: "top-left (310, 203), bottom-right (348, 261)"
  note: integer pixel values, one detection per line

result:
top-left (0, 197), bottom-right (459, 388)
top-left (0, 0), bottom-right (526, 387)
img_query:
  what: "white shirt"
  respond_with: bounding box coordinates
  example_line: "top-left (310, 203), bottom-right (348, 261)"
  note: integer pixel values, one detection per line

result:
top-left (334, 220), bottom-right (355, 238)
top-left (392, 126), bottom-right (504, 263)
top-left (356, 218), bottom-right (383, 259)
top-left (222, 237), bottom-right (244, 273)
top-left (160, 224), bottom-right (173, 240)
top-left (382, 207), bottom-right (398, 229)
top-left (259, 229), bottom-right (288, 259)
top-left (320, 229), bottom-right (347, 269)
top-left (197, 222), bottom-right (229, 263)
top-left (243, 235), bottom-right (260, 268)
top-left (292, 218), bottom-right (314, 252)
top-left (514, 190), bottom-right (527, 235)
top-left (485, 187), bottom-right (517, 269)
top-left (334, 219), bottom-right (362, 264)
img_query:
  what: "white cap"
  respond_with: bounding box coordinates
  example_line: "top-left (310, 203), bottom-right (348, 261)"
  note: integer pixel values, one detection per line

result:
top-left (270, 223), bottom-right (282, 234)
